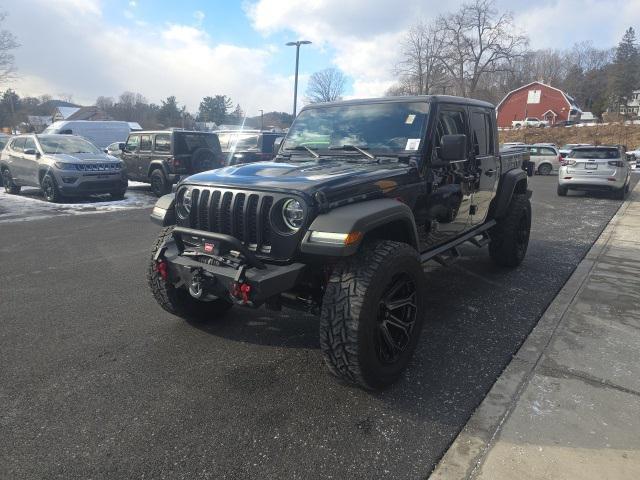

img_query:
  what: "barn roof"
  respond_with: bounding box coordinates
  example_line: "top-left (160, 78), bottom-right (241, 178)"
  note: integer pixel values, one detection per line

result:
top-left (496, 81), bottom-right (581, 113)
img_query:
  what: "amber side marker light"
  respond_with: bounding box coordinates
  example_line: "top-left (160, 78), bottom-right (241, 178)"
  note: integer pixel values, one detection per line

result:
top-left (309, 231), bottom-right (363, 245)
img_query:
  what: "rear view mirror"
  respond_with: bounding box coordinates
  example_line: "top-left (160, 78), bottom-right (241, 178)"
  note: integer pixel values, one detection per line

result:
top-left (440, 134), bottom-right (468, 162)
top-left (273, 137), bottom-right (283, 154)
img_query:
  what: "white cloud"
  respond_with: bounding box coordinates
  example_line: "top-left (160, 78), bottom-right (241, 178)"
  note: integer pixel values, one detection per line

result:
top-left (247, 0), bottom-right (640, 99)
top-left (5, 0), bottom-right (292, 116)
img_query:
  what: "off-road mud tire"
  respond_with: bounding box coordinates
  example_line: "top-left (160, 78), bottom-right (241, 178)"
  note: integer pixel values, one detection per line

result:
top-left (319, 240), bottom-right (426, 390)
top-left (489, 194), bottom-right (531, 267)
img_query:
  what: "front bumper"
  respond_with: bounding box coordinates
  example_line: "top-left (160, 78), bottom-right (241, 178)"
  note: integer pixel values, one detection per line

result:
top-left (55, 170), bottom-right (128, 195)
top-left (156, 226), bottom-right (306, 307)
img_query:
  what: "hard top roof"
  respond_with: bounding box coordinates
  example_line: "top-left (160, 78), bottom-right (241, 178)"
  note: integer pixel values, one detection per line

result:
top-left (129, 130), bottom-right (218, 135)
top-left (300, 95), bottom-right (495, 110)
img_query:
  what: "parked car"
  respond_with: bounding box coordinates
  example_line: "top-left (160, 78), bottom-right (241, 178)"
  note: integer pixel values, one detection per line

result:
top-left (42, 120), bottom-right (131, 149)
top-left (524, 144), bottom-right (562, 175)
top-left (104, 141), bottom-right (124, 156)
top-left (559, 143), bottom-right (591, 158)
top-left (626, 146), bottom-right (640, 159)
top-left (551, 120), bottom-right (578, 128)
top-left (0, 134), bottom-right (127, 202)
top-left (217, 130), bottom-right (285, 165)
top-left (0, 133), bottom-right (10, 151)
top-left (148, 95), bottom-right (532, 390)
top-left (558, 146), bottom-right (630, 199)
top-left (120, 130), bottom-right (224, 197)
top-left (512, 117), bottom-right (548, 128)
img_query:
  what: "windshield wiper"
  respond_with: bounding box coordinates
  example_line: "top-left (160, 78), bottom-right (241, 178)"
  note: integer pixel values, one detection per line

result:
top-left (284, 145), bottom-right (320, 158)
top-left (328, 144), bottom-right (376, 160)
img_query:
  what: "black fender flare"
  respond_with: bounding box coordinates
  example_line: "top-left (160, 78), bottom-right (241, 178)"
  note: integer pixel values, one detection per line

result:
top-left (490, 169), bottom-right (528, 219)
top-left (147, 160), bottom-right (170, 179)
top-left (150, 193), bottom-right (176, 226)
top-left (300, 198), bottom-right (419, 256)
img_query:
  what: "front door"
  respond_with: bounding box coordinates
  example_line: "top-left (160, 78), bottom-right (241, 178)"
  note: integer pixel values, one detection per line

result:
top-left (8, 137), bottom-right (26, 183)
top-left (424, 106), bottom-right (472, 246)
top-left (138, 134), bottom-right (153, 179)
top-left (121, 135), bottom-right (140, 180)
top-left (469, 108), bottom-right (499, 226)
top-left (22, 137), bottom-right (41, 186)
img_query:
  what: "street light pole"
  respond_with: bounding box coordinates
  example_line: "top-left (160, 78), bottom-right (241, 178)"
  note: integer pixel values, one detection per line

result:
top-left (259, 109), bottom-right (264, 130)
top-left (286, 40), bottom-right (311, 118)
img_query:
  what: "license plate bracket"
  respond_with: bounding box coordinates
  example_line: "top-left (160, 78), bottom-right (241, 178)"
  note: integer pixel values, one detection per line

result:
top-left (585, 163), bottom-right (597, 170)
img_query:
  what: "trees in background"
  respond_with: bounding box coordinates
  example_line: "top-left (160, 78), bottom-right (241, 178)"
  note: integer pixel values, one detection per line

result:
top-left (609, 27), bottom-right (640, 112)
top-left (306, 68), bottom-right (346, 103)
top-left (197, 95), bottom-right (233, 124)
top-left (0, 11), bottom-right (19, 85)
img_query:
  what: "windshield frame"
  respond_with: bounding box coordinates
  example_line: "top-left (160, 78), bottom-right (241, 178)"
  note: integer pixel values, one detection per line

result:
top-left (281, 100), bottom-right (430, 157)
top-left (36, 135), bottom-right (103, 155)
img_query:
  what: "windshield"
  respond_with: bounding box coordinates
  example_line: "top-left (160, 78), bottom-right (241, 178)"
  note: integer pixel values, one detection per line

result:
top-left (569, 148), bottom-right (619, 159)
top-left (38, 136), bottom-right (102, 154)
top-left (282, 102), bottom-right (429, 154)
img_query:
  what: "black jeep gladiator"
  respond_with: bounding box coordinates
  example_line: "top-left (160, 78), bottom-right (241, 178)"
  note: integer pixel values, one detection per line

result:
top-left (148, 96), bottom-right (531, 390)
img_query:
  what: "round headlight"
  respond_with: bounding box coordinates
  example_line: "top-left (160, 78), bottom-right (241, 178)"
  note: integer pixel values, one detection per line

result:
top-left (176, 186), bottom-right (193, 219)
top-left (282, 198), bottom-right (304, 230)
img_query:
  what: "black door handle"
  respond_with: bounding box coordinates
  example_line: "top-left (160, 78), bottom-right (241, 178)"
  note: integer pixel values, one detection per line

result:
top-left (485, 169), bottom-right (496, 176)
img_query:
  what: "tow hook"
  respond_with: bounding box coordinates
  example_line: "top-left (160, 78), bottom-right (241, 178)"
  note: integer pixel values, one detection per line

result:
top-left (231, 282), bottom-right (252, 304)
top-left (155, 259), bottom-right (168, 281)
top-left (189, 271), bottom-right (204, 299)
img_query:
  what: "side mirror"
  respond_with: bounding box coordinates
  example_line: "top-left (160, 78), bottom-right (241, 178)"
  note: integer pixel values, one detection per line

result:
top-left (440, 134), bottom-right (468, 162)
top-left (273, 136), bottom-right (283, 154)
top-left (119, 143), bottom-right (125, 151)
top-left (24, 148), bottom-right (37, 156)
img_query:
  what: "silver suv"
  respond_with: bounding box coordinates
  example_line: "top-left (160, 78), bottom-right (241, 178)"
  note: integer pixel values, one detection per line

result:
top-left (1, 134), bottom-right (128, 202)
top-left (558, 146), bottom-right (630, 199)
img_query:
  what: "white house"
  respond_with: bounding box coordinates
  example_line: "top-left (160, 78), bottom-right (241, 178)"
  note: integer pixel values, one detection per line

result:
top-left (620, 90), bottom-right (640, 116)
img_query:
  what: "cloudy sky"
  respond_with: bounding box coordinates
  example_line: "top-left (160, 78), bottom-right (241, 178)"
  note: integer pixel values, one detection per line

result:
top-left (3, 0), bottom-right (639, 115)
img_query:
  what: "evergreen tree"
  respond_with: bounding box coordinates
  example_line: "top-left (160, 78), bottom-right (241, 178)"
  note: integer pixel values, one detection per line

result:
top-left (609, 27), bottom-right (640, 112)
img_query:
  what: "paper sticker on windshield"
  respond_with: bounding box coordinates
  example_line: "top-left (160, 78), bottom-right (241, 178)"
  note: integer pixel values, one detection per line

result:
top-left (405, 138), bottom-right (420, 150)
top-left (405, 114), bottom-right (416, 124)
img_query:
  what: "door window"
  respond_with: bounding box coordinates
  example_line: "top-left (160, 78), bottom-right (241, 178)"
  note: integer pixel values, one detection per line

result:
top-left (434, 110), bottom-right (466, 150)
top-left (140, 135), bottom-right (152, 152)
top-left (470, 112), bottom-right (495, 156)
top-left (11, 137), bottom-right (26, 152)
top-left (154, 134), bottom-right (171, 152)
top-left (23, 137), bottom-right (37, 153)
top-left (125, 135), bottom-right (140, 152)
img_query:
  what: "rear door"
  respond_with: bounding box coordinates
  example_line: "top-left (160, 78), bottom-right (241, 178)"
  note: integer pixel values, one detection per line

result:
top-left (153, 133), bottom-right (172, 174)
top-left (469, 108), bottom-right (498, 226)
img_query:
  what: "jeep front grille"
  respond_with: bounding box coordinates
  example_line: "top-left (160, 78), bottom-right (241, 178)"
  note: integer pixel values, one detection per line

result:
top-left (75, 163), bottom-right (121, 171)
top-left (189, 188), bottom-right (274, 253)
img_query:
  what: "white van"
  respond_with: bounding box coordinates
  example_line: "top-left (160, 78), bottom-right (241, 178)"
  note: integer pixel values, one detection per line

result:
top-left (42, 121), bottom-right (131, 149)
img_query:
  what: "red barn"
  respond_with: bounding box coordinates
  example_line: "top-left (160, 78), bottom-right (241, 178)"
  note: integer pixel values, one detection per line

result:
top-left (496, 81), bottom-right (581, 128)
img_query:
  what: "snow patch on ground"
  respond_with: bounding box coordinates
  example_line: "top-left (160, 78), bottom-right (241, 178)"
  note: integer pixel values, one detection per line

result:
top-left (0, 181), bottom-right (158, 223)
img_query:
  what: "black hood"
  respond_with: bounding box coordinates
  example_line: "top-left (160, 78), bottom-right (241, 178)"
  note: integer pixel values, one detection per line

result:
top-left (183, 157), bottom-right (418, 203)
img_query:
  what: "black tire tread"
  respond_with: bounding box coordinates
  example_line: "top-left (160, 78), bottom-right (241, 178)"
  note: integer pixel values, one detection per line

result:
top-left (2, 168), bottom-right (20, 194)
top-left (319, 240), bottom-right (423, 389)
top-left (489, 194), bottom-right (531, 267)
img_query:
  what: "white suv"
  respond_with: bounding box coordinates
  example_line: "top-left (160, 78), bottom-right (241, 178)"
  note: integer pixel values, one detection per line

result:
top-left (558, 146), bottom-right (630, 199)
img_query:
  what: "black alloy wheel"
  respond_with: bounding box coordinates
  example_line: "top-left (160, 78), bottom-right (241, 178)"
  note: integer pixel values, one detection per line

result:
top-left (376, 274), bottom-right (418, 364)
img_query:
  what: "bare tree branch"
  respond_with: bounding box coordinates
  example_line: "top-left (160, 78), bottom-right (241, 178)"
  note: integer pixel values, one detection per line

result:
top-left (306, 68), bottom-right (346, 103)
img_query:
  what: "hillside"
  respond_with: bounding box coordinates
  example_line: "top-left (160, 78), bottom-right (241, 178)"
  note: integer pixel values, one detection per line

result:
top-left (500, 123), bottom-right (640, 149)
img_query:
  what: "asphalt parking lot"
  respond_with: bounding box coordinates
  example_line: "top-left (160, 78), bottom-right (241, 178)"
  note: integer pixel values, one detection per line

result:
top-left (1, 174), bottom-right (637, 480)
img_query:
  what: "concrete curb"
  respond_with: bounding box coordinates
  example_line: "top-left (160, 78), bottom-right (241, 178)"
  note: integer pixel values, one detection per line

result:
top-left (429, 182), bottom-right (637, 480)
